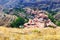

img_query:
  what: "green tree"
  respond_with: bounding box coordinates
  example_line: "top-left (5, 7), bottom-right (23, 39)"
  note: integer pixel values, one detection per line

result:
top-left (47, 10), bottom-right (57, 15)
top-left (10, 17), bottom-right (28, 28)
top-left (48, 13), bottom-right (60, 26)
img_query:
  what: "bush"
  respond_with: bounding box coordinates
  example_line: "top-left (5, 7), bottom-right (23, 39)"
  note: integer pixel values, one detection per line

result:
top-left (48, 14), bottom-right (56, 23)
top-left (47, 10), bottom-right (57, 15)
top-left (13, 8), bottom-right (25, 13)
top-left (48, 13), bottom-right (60, 26)
top-left (55, 21), bottom-right (60, 26)
top-left (10, 17), bottom-right (28, 28)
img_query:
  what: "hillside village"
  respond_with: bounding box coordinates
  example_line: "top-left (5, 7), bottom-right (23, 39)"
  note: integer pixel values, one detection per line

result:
top-left (0, 8), bottom-right (58, 28)
top-left (24, 8), bottom-right (57, 28)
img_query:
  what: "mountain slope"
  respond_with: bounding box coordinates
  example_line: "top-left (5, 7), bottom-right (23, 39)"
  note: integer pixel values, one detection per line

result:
top-left (0, 0), bottom-right (60, 12)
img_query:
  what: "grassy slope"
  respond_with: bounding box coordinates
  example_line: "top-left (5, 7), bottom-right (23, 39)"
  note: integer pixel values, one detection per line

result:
top-left (0, 27), bottom-right (60, 40)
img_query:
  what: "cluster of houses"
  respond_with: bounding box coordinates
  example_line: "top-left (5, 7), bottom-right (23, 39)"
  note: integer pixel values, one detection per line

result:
top-left (24, 8), bottom-right (57, 28)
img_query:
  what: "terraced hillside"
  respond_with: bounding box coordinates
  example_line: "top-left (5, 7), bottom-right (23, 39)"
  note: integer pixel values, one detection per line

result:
top-left (0, 12), bottom-right (17, 27)
top-left (0, 27), bottom-right (60, 40)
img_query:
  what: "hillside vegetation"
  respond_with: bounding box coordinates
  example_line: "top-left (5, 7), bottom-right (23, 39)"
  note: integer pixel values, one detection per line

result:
top-left (48, 11), bottom-right (60, 26)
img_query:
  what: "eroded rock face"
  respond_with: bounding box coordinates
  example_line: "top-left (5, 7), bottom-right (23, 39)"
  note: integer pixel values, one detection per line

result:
top-left (0, 12), bottom-right (17, 27)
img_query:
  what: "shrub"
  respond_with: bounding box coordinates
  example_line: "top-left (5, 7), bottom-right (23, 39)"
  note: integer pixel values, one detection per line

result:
top-left (10, 17), bottom-right (28, 28)
top-left (55, 21), bottom-right (60, 26)
top-left (48, 14), bottom-right (56, 23)
top-left (47, 10), bottom-right (57, 15)
top-left (48, 13), bottom-right (60, 26)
